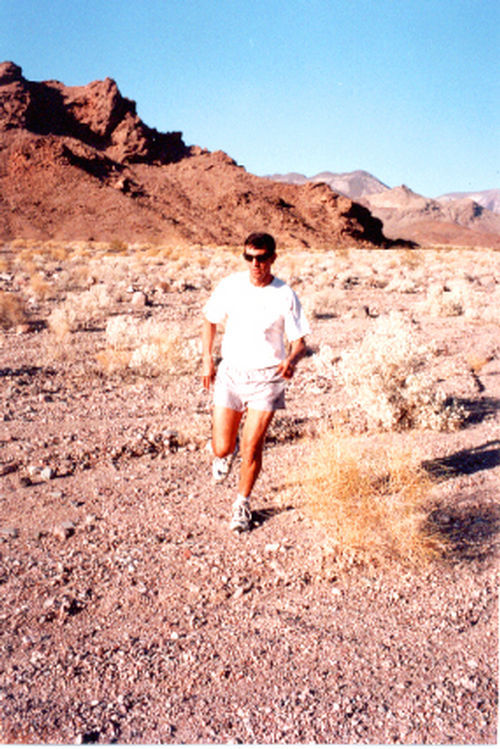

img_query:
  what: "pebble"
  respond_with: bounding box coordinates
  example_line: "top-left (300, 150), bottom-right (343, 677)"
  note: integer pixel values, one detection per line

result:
top-left (131, 291), bottom-right (147, 307)
top-left (53, 521), bottom-right (76, 541)
top-left (265, 543), bottom-right (279, 553)
top-left (40, 466), bottom-right (54, 481)
top-left (0, 461), bottom-right (18, 476)
top-left (0, 526), bottom-right (19, 539)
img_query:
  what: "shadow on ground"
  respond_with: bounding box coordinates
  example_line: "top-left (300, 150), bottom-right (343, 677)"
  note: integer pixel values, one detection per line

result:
top-left (252, 504), bottom-right (294, 527)
top-left (457, 396), bottom-right (500, 425)
top-left (422, 440), bottom-right (500, 480)
top-left (422, 441), bottom-right (499, 563)
top-left (428, 504), bottom-right (499, 563)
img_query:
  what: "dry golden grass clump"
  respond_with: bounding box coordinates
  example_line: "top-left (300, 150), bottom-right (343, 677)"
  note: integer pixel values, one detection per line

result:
top-left (297, 428), bottom-right (445, 567)
top-left (0, 291), bottom-right (28, 329)
top-left (336, 311), bottom-right (465, 431)
top-left (97, 315), bottom-right (198, 378)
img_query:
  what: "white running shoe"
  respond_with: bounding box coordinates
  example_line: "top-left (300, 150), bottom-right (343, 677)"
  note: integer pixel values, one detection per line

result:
top-left (230, 499), bottom-right (251, 533)
top-left (211, 439), bottom-right (239, 483)
top-left (212, 454), bottom-right (233, 482)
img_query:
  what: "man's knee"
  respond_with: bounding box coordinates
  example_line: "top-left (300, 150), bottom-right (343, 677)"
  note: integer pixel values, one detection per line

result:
top-left (212, 436), bottom-right (232, 458)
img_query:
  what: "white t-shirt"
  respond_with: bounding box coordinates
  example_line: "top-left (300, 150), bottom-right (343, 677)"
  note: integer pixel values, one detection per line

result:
top-left (203, 271), bottom-right (310, 369)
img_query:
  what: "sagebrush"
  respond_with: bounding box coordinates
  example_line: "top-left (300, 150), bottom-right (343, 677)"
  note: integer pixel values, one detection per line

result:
top-left (97, 315), bottom-right (198, 377)
top-left (336, 311), bottom-right (465, 431)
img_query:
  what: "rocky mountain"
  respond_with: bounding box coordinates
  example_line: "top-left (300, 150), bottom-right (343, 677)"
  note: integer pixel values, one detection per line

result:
top-left (437, 189), bottom-right (500, 215)
top-left (267, 169), bottom-right (389, 198)
top-left (271, 168), bottom-right (500, 247)
top-left (359, 185), bottom-right (500, 248)
top-left (0, 62), bottom-right (391, 249)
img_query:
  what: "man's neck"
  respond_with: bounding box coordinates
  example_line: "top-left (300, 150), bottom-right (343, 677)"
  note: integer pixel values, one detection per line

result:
top-left (249, 272), bottom-right (274, 287)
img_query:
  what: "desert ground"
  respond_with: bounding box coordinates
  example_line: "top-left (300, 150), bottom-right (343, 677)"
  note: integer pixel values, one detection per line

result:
top-left (0, 241), bottom-right (498, 744)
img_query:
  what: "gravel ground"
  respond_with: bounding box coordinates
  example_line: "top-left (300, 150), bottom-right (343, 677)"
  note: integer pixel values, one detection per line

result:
top-left (0, 246), bottom-right (498, 744)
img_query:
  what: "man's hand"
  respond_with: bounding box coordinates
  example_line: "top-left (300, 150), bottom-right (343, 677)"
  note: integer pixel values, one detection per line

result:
top-left (276, 337), bottom-right (306, 380)
top-left (276, 356), bottom-right (297, 380)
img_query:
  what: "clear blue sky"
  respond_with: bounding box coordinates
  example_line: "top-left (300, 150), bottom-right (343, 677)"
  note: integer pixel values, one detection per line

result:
top-left (1, 0), bottom-right (498, 196)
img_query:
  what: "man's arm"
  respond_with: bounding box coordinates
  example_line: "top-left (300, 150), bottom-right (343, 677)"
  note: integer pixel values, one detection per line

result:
top-left (202, 317), bottom-right (217, 389)
top-left (276, 337), bottom-right (307, 380)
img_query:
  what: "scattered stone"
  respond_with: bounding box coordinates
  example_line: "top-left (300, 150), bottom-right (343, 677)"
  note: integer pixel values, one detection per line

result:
top-left (0, 526), bottom-right (19, 539)
top-left (0, 461), bottom-right (18, 476)
top-left (131, 291), bottom-right (148, 308)
top-left (53, 521), bottom-right (76, 541)
top-left (265, 543), bottom-right (279, 553)
top-left (40, 466), bottom-right (54, 481)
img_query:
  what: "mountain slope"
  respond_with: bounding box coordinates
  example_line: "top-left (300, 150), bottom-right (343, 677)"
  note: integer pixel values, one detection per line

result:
top-left (0, 62), bottom-right (390, 249)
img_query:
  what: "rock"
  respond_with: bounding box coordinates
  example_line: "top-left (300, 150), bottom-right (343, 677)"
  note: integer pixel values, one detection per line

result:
top-left (53, 521), bottom-right (75, 541)
top-left (131, 290), bottom-right (148, 308)
top-left (0, 526), bottom-right (19, 539)
top-left (40, 466), bottom-right (54, 481)
top-left (0, 461), bottom-right (18, 476)
top-left (0, 62), bottom-right (23, 85)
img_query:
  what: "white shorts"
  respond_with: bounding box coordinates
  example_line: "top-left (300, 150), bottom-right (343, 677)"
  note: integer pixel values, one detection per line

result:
top-left (213, 361), bottom-right (286, 412)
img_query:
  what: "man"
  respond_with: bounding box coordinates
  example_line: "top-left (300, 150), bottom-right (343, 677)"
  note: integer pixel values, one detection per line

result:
top-left (202, 232), bottom-right (310, 532)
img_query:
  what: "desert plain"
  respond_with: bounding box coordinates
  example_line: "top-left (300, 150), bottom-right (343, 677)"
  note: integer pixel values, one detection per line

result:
top-left (0, 240), bottom-right (498, 744)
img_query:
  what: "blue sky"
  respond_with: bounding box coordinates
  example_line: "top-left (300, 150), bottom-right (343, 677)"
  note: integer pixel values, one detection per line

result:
top-left (1, 0), bottom-right (498, 196)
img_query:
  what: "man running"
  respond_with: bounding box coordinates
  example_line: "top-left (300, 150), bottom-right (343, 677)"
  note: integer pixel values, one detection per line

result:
top-left (202, 232), bottom-right (310, 532)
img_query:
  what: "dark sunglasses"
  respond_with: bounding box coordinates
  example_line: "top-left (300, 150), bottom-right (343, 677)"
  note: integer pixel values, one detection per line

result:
top-left (242, 250), bottom-right (275, 263)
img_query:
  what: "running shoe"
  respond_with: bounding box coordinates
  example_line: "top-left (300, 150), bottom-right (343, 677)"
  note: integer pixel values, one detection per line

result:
top-left (230, 499), bottom-right (251, 533)
top-left (211, 439), bottom-right (239, 483)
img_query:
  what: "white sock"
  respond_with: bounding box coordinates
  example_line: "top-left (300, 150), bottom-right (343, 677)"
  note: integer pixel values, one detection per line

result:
top-left (235, 493), bottom-right (250, 506)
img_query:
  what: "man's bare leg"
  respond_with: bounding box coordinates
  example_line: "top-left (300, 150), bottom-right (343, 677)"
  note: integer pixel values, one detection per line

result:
top-left (238, 408), bottom-right (275, 498)
top-left (212, 405), bottom-right (243, 458)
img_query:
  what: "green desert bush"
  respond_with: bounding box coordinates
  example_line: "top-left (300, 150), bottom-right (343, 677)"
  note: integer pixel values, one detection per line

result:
top-left (336, 311), bottom-right (465, 431)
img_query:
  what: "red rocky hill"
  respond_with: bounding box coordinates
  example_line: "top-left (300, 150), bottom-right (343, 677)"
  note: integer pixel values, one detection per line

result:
top-left (0, 62), bottom-right (391, 248)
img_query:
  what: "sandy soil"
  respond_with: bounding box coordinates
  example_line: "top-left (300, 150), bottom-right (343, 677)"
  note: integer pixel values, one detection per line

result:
top-left (0, 244), bottom-right (498, 744)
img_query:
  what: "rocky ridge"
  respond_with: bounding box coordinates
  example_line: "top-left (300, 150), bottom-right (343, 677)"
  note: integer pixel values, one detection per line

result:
top-left (0, 62), bottom-right (391, 248)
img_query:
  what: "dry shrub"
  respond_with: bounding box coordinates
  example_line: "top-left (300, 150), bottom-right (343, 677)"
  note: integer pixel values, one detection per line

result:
top-left (0, 291), bottom-right (28, 329)
top-left (108, 239), bottom-right (129, 253)
top-left (29, 273), bottom-right (54, 300)
top-left (298, 428), bottom-right (445, 566)
top-left (99, 315), bottom-right (197, 377)
top-left (336, 311), bottom-right (465, 431)
top-left (385, 271), bottom-right (420, 293)
top-left (303, 288), bottom-right (341, 318)
top-left (467, 353), bottom-right (494, 373)
top-left (47, 285), bottom-right (112, 339)
top-left (423, 281), bottom-right (469, 316)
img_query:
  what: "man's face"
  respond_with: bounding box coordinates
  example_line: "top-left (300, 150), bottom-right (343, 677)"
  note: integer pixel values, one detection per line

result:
top-left (243, 246), bottom-right (275, 286)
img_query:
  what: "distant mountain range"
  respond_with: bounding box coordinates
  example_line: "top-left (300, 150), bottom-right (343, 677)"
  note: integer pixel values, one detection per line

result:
top-left (267, 171), bottom-right (500, 247)
top-left (266, 170), bottom-right (389, 198)
top-left (268, 170), bottom-right (500, 212)
top-left (437, 189), bottom-right (500, 215)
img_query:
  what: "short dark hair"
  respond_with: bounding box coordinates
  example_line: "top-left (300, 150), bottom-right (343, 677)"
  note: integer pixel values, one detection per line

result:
top-left (244, 232), bottom-right (276, 255)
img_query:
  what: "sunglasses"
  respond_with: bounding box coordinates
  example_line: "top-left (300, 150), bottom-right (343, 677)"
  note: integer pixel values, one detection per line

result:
top-left (242, 250), bottom-right (275, 263)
